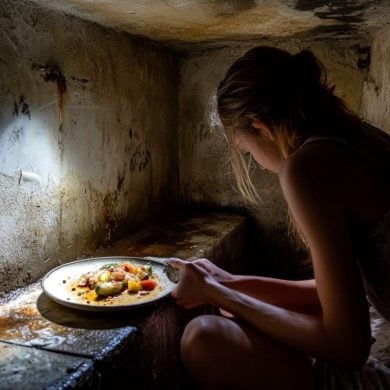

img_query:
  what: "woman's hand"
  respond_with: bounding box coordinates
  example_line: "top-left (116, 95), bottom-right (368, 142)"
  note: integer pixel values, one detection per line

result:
top-left (167, 258), bottom-right (219, 309)
top-left (189, 257), bottom-right (234, 284)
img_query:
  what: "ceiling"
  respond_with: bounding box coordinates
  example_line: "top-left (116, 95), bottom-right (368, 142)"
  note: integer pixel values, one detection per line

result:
top-left (30, 0), bottom-right (390, 49)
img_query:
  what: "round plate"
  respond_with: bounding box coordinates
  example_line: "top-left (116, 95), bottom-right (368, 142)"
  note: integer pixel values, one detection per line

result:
top-left (41, 256), bottom-right (177, 312)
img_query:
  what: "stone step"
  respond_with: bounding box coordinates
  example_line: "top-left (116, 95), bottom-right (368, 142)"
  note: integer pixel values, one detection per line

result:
top-left (0, 341), bottom-right (96, 390)
top-left (0, 210), bottom-right (247, 389)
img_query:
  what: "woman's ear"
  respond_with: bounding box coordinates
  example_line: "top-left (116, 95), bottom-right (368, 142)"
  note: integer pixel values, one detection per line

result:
top-left (251, 119), bottom-right (274, 140)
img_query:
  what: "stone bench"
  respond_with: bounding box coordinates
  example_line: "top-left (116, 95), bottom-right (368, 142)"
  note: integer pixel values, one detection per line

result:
top-left (0, 210), bottom-right (247, 389)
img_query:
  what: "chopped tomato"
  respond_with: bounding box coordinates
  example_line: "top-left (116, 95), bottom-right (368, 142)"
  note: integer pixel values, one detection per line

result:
top-left (140, 279), bottom-right (157, 291)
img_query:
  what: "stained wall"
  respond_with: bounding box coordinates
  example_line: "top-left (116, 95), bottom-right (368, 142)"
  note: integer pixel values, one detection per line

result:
top-left (1, 0), bottom-right (387, 292)
top-left (0, 1), bottom-right (178, 294)
top-left (361, 25), bottom-right (390, 133)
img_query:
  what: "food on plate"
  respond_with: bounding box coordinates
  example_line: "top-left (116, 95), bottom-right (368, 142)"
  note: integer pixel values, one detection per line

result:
top-left (73, 261), bottom-right (159, 304)
top-left (95, 281), bottom-right (124, 296)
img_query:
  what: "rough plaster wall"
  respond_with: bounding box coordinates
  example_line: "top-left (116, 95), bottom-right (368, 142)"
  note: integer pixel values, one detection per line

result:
top-left (29, 0), bottom-right (328, 44)
top-left (361, 25), bottom-right (390, 133)
top-left (178, 40), bottom-right (368, 276)
top-left (0, 0), bottom-right (178, 294)
top-left (28, 0), bottom-right (390, 48)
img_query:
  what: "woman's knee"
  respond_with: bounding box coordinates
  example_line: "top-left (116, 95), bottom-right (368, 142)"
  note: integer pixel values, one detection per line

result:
top-left (181, 315), bottom-right (229, 367)
top-left (180, 315), bottom-right (312, 389)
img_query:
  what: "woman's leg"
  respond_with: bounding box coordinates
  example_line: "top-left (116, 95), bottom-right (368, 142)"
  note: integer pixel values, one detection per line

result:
top-left (181, 314), bottom-right (313, 390)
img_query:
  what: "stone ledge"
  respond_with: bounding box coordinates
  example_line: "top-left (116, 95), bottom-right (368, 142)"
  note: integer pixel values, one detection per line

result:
top-left (0, 210), bottom-right (248, 389)
top-left (0, 341), bottom-right (97, 390)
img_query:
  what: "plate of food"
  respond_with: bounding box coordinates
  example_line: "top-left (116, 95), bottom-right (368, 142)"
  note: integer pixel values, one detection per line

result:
top-left (41, 256), bottom-right (178, 311)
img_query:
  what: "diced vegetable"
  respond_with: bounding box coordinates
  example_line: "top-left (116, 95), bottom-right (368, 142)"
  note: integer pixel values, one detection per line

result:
top-left (137, 269), bottom-right (148, 280)
top-left (140, 279), bottom-right (157, 291)
top-left (128, 280), bottom-right (142, 292)
top-left (124, 262), bottom-right (138, 274)
top-left (98, 271), bottom-right (111, 282)
top-left (111, 271), bottom-right (125, 281)
top-left (77, 277), bottom-right (87, 287)
top-left (95, 281), bottom-right (124, 296)
top-left (76, 261), bottom-right (159, 302)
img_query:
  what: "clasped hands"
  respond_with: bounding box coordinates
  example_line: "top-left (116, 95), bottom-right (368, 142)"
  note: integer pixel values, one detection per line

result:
top-left (167, 258), bottom-right (232, 309)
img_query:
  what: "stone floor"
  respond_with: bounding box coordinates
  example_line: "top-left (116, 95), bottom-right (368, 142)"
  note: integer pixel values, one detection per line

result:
top-left (0, 210), bottom-right (247, 389)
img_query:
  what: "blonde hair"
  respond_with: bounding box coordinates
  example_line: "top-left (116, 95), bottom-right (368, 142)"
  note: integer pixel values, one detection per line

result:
top-left (217, 46), bottom-right (361, 248)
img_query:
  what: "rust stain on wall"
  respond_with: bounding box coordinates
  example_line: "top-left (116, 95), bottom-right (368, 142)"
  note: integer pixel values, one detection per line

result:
top-left (33, 63), bottom-right (67, 131)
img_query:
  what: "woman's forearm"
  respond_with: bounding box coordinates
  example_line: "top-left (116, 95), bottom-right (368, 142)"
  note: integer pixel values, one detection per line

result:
top-left (222, 275), bottom-right (321, 314)
top-left (208, 282), bottom-right (364, 367)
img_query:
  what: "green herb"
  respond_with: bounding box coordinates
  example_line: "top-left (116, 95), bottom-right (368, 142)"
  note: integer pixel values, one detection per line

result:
top-left (99, 263), bottom-right (117, 270)
top-left (145, 264), bottom-right (153, 275)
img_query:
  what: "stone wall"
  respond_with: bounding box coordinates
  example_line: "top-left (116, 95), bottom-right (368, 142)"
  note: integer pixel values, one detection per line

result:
top-left (1, 0), bottom-right (384, 291)
top-left (0, 0), bottom-right (179, 294)
top-left (361, 25), bottom-right (390, 133)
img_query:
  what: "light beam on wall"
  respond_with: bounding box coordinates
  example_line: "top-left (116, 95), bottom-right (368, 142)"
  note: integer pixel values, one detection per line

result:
top-left (0, 114), bottom-right (62, 189)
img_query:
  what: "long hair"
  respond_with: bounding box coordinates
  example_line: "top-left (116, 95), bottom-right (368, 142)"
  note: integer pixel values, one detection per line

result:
top-left (217, 46), bottom-right (361, 247)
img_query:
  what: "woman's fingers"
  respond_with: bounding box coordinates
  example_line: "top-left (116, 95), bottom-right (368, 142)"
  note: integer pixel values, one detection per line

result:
top-left (171, 285), bottom-right (202, 307)
top-left (167, 258), bottom-right (188, 270)
top-left (177, 298), bottom-right (204, 309)
top-left (171, 286), bottom-right (183, 298)
top-left (182, 302), bottom-right (203, 309)
top-left (168, 258), bottom-right (215, 308)
top-left (168, 258), bottom-right (204, 273)
top-left (168, 257), bottom-right (211, 272)
top-left (219, 308), bottom-right (235, 318)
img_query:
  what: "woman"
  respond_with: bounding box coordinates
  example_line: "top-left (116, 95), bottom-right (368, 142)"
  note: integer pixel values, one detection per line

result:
top-left (169, 46), bottom-right (390, 389)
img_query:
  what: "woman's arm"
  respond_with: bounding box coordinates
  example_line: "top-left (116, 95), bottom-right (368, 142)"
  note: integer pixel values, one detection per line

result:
top-left (188, 258), bottom-right (320, 314)
top-left (170, 260), bottom-right (359, 366)
top-left (207, 281), bottom-right (333, 360)
top-left (278, 145), bottom-right (371, 367)
top-left (170, 145), bottom-right (372, 369)
top-left (222, 275), bottom-right (320, 314)
top-left (171, 249), bottom-right (367, 370)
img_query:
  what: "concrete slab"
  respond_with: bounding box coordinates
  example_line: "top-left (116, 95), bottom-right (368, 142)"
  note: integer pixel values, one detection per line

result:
top-left (0, 211), bottom-right (247, 389)
top-left (0, 283), bottom-right (137, 358)
top-left (94, 210), bottom-right (247, 272)
top-left (0, 341), bottom-right (95, 390)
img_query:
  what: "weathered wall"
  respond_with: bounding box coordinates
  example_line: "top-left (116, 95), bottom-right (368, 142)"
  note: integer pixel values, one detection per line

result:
top-left (178, 40), bottom-right (369, 277)
top-left (1, 0), bottom-right (383, 291)
top-left (361, 25), bottom-right (390, 133)
top-left (0, 0), bottom-right (178, 294)
top-left (28, 0), bottom-right (390, 48)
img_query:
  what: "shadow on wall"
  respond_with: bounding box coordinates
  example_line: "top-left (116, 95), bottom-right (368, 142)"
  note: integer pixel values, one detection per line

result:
top-left (243, 214), bottom-right (312, 280)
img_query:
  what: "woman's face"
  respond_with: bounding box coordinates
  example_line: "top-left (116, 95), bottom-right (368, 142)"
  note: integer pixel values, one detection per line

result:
top-left (234, 121), bottom-right (282, 173)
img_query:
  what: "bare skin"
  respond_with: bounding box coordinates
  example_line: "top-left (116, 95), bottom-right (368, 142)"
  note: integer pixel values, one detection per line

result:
top-left (169, 120), bottom-right (390, 389)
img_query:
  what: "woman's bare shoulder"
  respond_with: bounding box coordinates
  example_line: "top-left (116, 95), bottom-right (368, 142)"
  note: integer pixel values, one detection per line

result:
top-left (280, 140), bottom-right (390, 223)
top-left (279, 141), bottom-right (345, 199)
